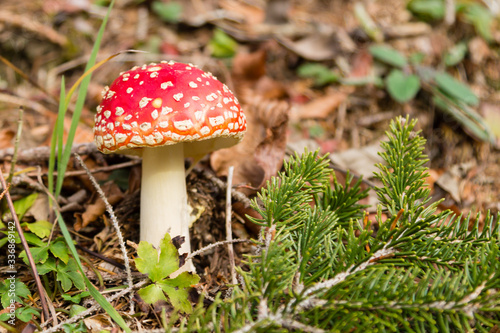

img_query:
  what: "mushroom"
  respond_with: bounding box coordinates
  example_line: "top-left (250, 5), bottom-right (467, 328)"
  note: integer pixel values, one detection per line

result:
top-left (93, 61), bottom-right (246, 272)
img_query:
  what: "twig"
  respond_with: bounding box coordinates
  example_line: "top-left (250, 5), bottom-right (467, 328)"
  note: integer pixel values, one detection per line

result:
top-left (295, 247), bottom-right (396, 311)
top-left (7, 107), bottom-right (23, 183)
top-left (225, 166), bottom-right (237, 285)
top-left (75, 244), bottom-right (126, 270)
top-left (39, 279), bottom-right (149, 332)
top-left (197, 166), bottom-right (253, 208)
top-left (74, 153), bottom-right (135, 314)
top-left (444, 0), bottom-right (456, 26)
top-left (0, 169), bottom-right (50, 322)
top-left (29, 159), bottom-right (141, 178)
top-left (186, 239), bottom-right (250, 260)
top-left (0, 142), bottom-right (98, 162)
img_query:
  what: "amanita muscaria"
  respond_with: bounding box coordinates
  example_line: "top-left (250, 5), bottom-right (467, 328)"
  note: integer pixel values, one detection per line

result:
top-left (94, 61), bottom-right (246, 272)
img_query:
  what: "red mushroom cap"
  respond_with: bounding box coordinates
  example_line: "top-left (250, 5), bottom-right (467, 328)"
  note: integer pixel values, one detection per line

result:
top-left (94, 61), bottom-right (246, 155)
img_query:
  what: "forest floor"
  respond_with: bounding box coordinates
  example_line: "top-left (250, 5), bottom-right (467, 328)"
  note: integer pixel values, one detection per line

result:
top-left (0, 0), bottom-right (499, 331)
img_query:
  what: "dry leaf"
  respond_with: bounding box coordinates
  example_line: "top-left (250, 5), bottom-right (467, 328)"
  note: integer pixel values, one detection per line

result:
top-left (349, 48), bottom-right (373, 78)
top-left (83, 314), bottom-right (113, 333)
top-left (75, 182), bottom-right (124, 230)
top-left (330, 141), bottom-right (386, 179)
top-left (211, 94), bottom-right (289, 196)
top-left (278, 32), bottom-right (339, 61)
top-left (232, 49), bottom-right (267, 83)
top-left (219, 0), bottom-right (265, 27)
top-left (295, 92), bottom-right (347, 120)
top-left (0, 128), bottom-right (15, 150)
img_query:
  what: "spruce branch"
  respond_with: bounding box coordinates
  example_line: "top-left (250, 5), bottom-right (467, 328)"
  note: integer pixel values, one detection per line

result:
top-left (180, 116), bottom-right (499, 332)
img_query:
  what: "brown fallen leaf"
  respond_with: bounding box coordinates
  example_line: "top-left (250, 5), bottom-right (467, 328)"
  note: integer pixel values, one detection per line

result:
top-left (75, 181), bottom-right (124, 230)
top-left (0, 128), bottom-right (15, 150)
top-left (278, 33), bottom-right (339, 61)
top-left (210, 94), bottom-right (289, 197)
top-left (349, 48), bottom-right (373, 78)
top-left (295, 92), bottom-right (348, 120)
top-left (219, 0), bottom-right (265, 26)
top-left (232, 49), bottom-right (267, 83)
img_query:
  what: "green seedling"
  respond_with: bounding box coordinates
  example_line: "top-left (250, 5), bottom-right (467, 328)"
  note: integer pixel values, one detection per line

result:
top-left (297, 63), bottom-right (340, 86)
top-left (209, 28), bottom-right (238, 58)
top-left (136, 234), bottom-right (200, 314)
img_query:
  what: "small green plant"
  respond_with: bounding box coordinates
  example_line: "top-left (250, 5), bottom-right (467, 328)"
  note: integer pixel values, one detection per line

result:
top-left (178, 116), bottom-right (499, 332)
top-left (209, 28), bottom-right (238, 58)
top-left (368, 44), bottom-right (494, 144)
top-left (297, 63), bottom-right (340, 86)
top-left (0, 278), bottom-right (40, 325)
top-left (152, 1), bottom-right (183, 23)
top-left (407, 0), bottom-right (496, 42)
top-left (136, 234), bottom-right (200, 314)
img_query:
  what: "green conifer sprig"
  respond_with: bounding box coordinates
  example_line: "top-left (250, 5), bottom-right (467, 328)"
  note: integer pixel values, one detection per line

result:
top-left (182, 116), bottom-right (499, 332)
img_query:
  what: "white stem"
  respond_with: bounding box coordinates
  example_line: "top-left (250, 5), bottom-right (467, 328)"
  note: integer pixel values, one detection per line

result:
top-left (140, 144), bottom-right (194, 272)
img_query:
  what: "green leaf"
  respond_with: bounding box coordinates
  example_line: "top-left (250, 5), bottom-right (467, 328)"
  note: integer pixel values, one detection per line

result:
top-left (369, 45), bottom-right (408, 68)
top-left (137, 284), bottom-right (168, 304)
top-left (297, 63), bottom-right (340, 86)
top-left (434, 72), bottom-right (479, 106)
top-left (136, 234), bottom-right (179, 282)
top-left (24, 220), bottom-right (53, 239)
top-left (0, 279), bottom-right (30, 308)
top-left (62, 291), bottom-right (91, 303)
top-left (461, 4), bottom-right (494, 42)
top-left (36, 256), bottom-right (57, 275)
top-left (69, 304), bottom-right (88, 318)
top-left (152, 1), bottom-right (183, 23)
top-left (158, 282), bottom-right (193, 313)
top-left (385, 69), bottom-right (421, 103)
top-left (57, 259), bottom-right (86, 292)
top-left (407, 0), bottom-right (445, 20)
top-left (62, 321), bottom-right (87, 333)
top-left (444, 42), bottom-right (468, 67)
top-left (50, 240), bottom-right (70, 264)
top-left (12, 193), bottom-right (38, 220)
top-left (135, 241), bottom-right (161, 279)
top-left (209, 28), bottom-right (238, 58)
top-left (15, 307), bottom-right (39, 322)
top-left (157, 234), bottom-right (181, 278)
top-left (135, 235), bottom-right (199, 313)
top-left (20, 246), bottom-right (49, 265)
top-left (24, 232), bottom-right (46, 246)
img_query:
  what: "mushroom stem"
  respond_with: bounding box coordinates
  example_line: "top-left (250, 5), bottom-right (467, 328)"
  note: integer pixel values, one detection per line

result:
top-left (140, 144), bottom-right (193, 272)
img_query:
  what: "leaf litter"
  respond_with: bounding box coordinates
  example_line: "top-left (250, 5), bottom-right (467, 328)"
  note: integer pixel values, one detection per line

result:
top-left (0, 0), bottom-right (499, 330)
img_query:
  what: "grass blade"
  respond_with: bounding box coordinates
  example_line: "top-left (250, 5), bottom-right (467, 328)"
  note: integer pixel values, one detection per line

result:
top-left (54, 0), bottom-right (115, 198)
top-left (48, 76), bottom-right (66, 202)
top-left (55, 211), bottom-right (130, 331)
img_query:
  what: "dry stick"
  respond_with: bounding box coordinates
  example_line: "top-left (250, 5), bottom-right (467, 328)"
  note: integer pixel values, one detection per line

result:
top-left (0, 142), bottom-right (98, 162)
top-left (186, 238), bottom-right (250, 261)
top-left (197, 166), bottom-right (253, 208)
top-left (444, 0), bottom-right (456, 25)
top-left (30, 159), bottom-right (141, 178)
top-left (0, 169), bottom-right (50, 322)
top-left (7, 107), bottom-right (23, 183)
top-left (73, 153), bottom-right (135, 314)
top-left (225, 166), bottom-right (237, 285)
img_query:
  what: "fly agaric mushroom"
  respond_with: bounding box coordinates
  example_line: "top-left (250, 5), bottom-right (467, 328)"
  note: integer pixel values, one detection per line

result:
top-left (94, 61), bottom-right (246, 272)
